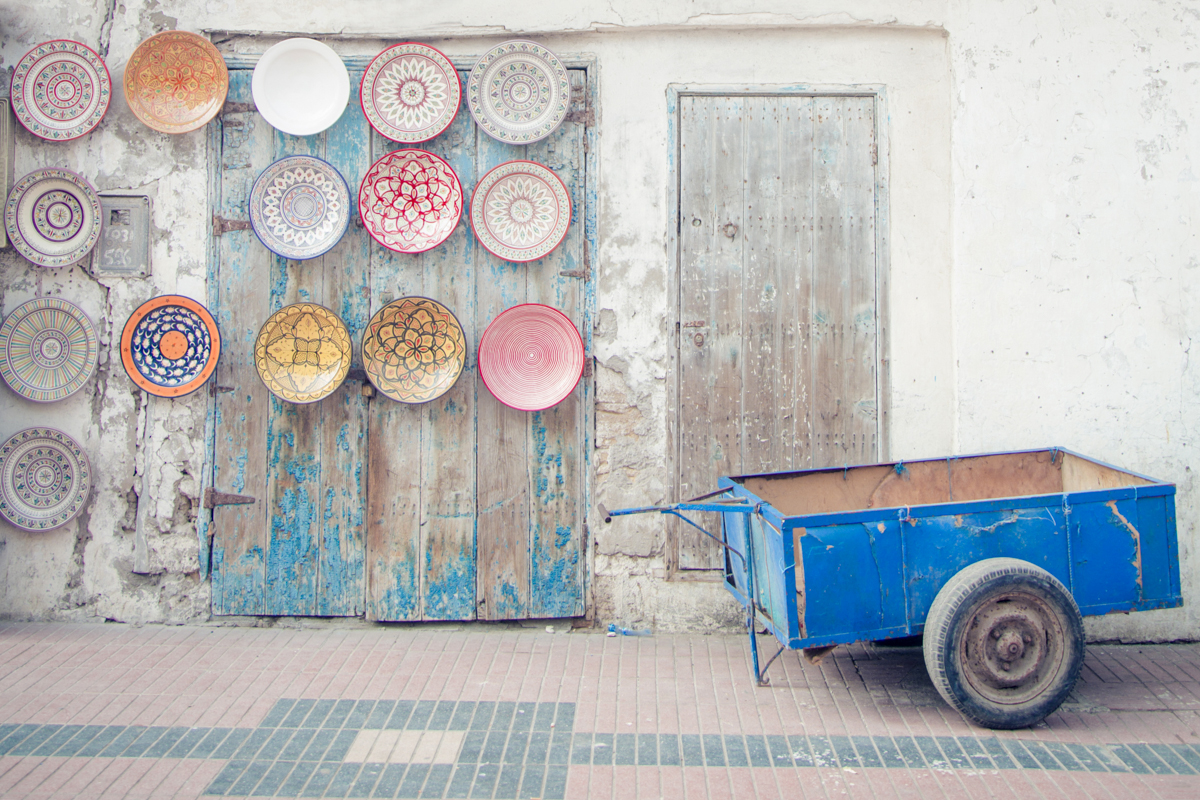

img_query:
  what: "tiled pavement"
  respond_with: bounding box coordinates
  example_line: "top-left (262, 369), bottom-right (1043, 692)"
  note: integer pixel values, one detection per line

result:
top-left (1, 623), bottom-right (1199, 798)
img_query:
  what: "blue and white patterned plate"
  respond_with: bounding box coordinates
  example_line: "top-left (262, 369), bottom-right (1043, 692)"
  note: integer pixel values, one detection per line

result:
top-left (249, 155), bottom-right (350, 260)
top-left (120, 295), bottom-right (221, 398)
top-left (0, 427), bottom-right (91, 532)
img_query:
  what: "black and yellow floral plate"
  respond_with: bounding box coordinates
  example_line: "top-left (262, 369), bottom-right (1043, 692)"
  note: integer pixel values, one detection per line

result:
top-left (254, 303), bottom-right (352, 403)
top-left (362, 297), bottom-right (465, 404)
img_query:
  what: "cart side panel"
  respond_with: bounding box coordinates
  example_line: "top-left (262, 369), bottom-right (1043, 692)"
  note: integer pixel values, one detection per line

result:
top-left (902, 505), bottom-right (1069, 632)
top-left (723, 509), bottom-right (799, 641)
top-left (1136, 492), bottom-right (1182, 605)
top-left (798, 521), bottom-right (906, 643)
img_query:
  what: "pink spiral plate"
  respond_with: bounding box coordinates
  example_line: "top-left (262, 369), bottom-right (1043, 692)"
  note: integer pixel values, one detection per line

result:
top-left (478, 303), bottom-right (583, 412)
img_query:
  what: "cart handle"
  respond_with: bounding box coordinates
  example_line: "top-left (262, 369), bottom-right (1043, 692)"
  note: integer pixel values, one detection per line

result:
top-left (598, 496), bottom-right (752, 570)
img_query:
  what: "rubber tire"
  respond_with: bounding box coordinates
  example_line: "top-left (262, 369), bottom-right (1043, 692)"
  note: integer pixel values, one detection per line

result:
top-left (923, 557), bottom-right (1084, 730)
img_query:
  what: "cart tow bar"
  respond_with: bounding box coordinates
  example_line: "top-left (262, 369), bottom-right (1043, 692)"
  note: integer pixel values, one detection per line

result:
top-left (600, 494), bottom-right (783, 687)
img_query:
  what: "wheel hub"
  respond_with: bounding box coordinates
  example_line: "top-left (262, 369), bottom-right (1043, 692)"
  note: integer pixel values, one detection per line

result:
top-left (960, 591), bottom-right (1064, 705)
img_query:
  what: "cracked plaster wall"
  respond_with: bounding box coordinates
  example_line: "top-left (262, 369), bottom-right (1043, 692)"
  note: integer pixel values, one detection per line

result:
top-left (0, 0), bottom-right (1196, 642)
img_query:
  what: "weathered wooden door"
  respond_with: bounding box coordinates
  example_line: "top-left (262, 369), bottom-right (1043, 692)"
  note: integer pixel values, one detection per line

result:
top-left (675, 93), bottom-right (883, 570)
top-left (209, 64), bottom-right (590, 618)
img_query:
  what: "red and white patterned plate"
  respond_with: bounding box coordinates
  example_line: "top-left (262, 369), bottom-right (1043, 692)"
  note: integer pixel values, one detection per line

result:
top-left (10, 40), bottom-right (111, 141)
top-left (470, 160), bottom-right (571, 262)
top-left (478, 303), bottom-right (584, 412)
top-left (467, 40), bottom-right (570, 144)
top-left (362, 43), bottom-right (460, 143)
top-left (358, 149), bottom-right (463, 253)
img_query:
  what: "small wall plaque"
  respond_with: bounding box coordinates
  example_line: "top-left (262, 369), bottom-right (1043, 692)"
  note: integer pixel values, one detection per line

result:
top-left (91, 195), bottom-right (151, 277)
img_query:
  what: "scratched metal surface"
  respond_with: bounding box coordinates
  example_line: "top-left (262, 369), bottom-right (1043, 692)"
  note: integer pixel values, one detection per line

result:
top-left (209, 68), bottom-right (592, 620)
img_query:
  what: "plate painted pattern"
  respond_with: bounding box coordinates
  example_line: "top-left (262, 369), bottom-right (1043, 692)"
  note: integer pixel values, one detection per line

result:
top-left (0, 298), bottom-right (98, 402)
top-left (470, 160), bottom-right (571, 262)
top-left (121, 295), bottom-right (221, 398)
top-left (362, 43), bottom-right (460, 143)
top-left (0, 427), bottom-right (91, 532)
top-left (467, 40), bottom-right (570, 144)
top-left (124, 31), bottom-right (228, 134)
top-left (249, 156), bottom-right (350, 260)
top-left (253, 38), bottom-right (349, 136)
top-left (4, 168), bottom-right (102, 268)
top-left (478, 303), bottom-right (584, 412)
top-left (363, 297), bottom-right (466, 404)
top-left (10, 39), bottom-right (111, 141)
top-left (359, 149), bottom-right (463, 253)
top-left (255, 303), bottom-right (351, 404)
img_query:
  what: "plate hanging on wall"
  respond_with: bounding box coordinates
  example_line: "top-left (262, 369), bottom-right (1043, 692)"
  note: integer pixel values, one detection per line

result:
top-left (358, 148), bottom-right (463, 254)
top-left (124, 31), bottom-right (228, 134)
top-left (470, 160), bottom-right (571, 262)
top-left (255, 303), bottom-right (351, 403)
top-left (4, 168), bottom-right (102, 268)
top-left (249, 155), bottom-right (350, 260)
top-left (478, 303), bottom-right (584, 412)
top-left (362, 296), bottom-right (466, 404)
top-left (362, 42), bottom-right (461, 143)
top-left (120, 295), bottom-right (221, 398)
top-left (0, 297), bottom-right (99, 402)
top-left (467, 39), bottom-right (570, 144)
top-left (0, 427), bottom-right (91, 532)
top-left (253, 38), bottom-right (349, 136)
top-left (10, 39), bottom-right (111, 141)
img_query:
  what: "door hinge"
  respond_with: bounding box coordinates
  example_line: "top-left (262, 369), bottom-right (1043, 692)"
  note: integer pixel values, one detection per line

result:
top-left (582, 356), bottom-right (593, 379)
top-left (222, 101), bottom-right (256, 115)
top-left (564, 107), bottom-right (593, 126)
top-left (204, 488), bottom-right (256, 508)
top-left (213, 214), bottom-right (251, 236)
top-left (208, 383), bottom-right (235, 397)
top-left (870, 142), bottom-right (878, 166)
top-left (560, 241), bottom-right (591, 280)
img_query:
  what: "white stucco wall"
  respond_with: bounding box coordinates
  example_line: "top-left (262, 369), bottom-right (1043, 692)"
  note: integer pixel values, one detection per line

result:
top-left (0, 0), bottom-right (1194, 640)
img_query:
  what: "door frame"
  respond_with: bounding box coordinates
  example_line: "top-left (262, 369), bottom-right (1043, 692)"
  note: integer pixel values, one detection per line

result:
top-left (199, 45), bottom-right (599, 621)
top-left (664, 83), bottom-right (893, 580)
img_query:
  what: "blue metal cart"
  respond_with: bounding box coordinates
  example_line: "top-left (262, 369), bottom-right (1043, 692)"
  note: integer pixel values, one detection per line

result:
top-left (602, 448), bottom-right (1182, 729)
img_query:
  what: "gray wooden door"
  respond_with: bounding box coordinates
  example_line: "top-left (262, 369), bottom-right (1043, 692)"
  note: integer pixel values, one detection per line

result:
top-left (209, 66), bottom-right (590, 618)
top-left (676, 94), bottom-right (882, 570)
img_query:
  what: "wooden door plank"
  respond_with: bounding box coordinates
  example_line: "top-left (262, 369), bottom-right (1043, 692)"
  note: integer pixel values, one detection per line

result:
top-left (316, 73), bottom-right (372, 615)
top-left (524, 69), bottom-right (587, 617)
top-left (211, 70), bottom-right (274, 615)
top-left (678, 95), bottom-right (745, 569)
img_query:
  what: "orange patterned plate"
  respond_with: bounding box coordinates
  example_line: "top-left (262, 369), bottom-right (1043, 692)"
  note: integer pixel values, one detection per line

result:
top-left (124, 31), bottom-right (228, 134)
top-left (255, 303), bottom-right (351, 404)
top-left (120, 295), bottom-right (221, 397)
top-left (362, 297), bottom-right (466, 404)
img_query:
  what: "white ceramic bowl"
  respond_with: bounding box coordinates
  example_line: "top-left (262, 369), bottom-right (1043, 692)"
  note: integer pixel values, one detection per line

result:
top-left (252, 38), bottom-right (349, 136)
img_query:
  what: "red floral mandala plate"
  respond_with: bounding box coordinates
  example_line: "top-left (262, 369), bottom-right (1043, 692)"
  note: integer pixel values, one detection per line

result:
top-left (478, 303), bottom-right (583, 412)
top-left (124, 31), bottom-right (228, 134)
top-left (471, 160), bottom-right (571, 262)
top-left (362, 43), bottom-right (460, 144)
top-left (358, 149), bottom-right (463, 253)
top-left (363, 297), bottom-right (466, 404)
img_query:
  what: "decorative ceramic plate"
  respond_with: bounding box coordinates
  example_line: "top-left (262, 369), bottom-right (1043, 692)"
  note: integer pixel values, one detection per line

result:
top-left (359, 149), bottom-right (463, 253)
top-left (471, 160), bottom-right (571, 262)
top-left (10, 39), bottom-right (111, 141)
top-left (4, 168), bottom-right (102, 268)
top-left (0, 298), bottom-right (98, 403)
top-left (0, 427), bottom-right (91, 532)
top-left (253, 38), bottom-right (349, 136)
top-left (363, 297), bottom-right (466, 403)
top-left (124, 31), bottom-right (228, 134)
top-left (255, 303), bottom-right (351, 403)
top-left (362, 43), bottom-right (460, 143)
top-left (478, 303), bottom-right (583, 411)
top-left (467, 40), bottom-right (570, 144)
top-left (121, 295), bottom-right (221, 398)
top-left (249, 156), bottom-right (350, 260)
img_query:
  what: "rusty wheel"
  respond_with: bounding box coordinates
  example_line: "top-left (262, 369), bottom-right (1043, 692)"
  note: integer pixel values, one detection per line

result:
top-left (923, 558), bottom-right (1084, 729)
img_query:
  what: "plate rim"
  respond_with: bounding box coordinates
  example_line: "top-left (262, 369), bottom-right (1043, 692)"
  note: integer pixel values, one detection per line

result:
top-left (0, 425), bottom-right (91, 532)
top-left (254, 301), bottom-right (352, 404)
top-left (469, 159), bottom-right (572, 263)
top-left (362, 295), bottom-right (466, 404)
top-left (477, 302), bottom-right (584, 412)
top-left (252, 37), bottom-right (350, 136)
top-left (360, 42), bottom-right (461, 144)
top-left (120, 294), bottom-right (222, 398)
top-left (0, 296), bottom-right (99, 403)
top-left (3, 167), bottom-right (103, 268)
top-left (248, 154), bottom-right (351, 260)
top-left (466, 38), bottom-right (570, 145)
top-left (357, 148), bottom-right (464, 254)
top-left (123, 30), bottom-right (229, 135)
top-left (9, 38), bottom-right (112, 142)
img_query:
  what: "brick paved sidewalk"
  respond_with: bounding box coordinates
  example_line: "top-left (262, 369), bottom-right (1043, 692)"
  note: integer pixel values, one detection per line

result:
top-left (1, 622), bottom-right (1198, 799)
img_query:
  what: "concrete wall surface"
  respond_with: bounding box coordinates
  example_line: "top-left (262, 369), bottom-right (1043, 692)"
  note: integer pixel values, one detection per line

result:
top-left (0, 0), bottom-right (1195, 641)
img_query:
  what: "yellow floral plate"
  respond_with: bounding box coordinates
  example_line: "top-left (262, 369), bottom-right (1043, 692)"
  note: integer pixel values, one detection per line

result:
top-left (254, 303), bottom-right (351, 403)
top-left (362, 297), bottom-right (465, 404)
